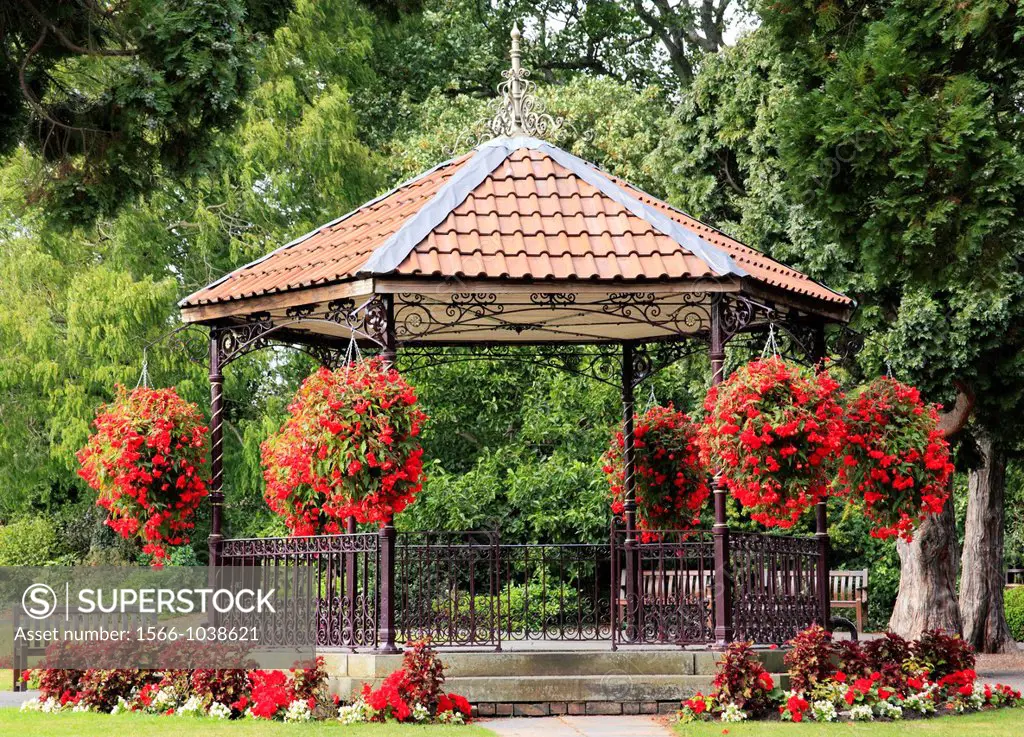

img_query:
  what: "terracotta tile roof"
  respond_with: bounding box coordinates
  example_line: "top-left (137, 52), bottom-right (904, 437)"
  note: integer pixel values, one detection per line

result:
top-left (181, 140), bottom-right (851, 309)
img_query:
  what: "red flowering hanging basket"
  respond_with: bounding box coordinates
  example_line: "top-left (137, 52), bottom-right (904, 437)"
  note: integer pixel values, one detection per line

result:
top-left (77, 386), bottom-right (209, 566)
top-left (837, 376), bottom-right (954, 541)
top-left (699, 356), bottom-right (846, 528)
top-left (262, 358), bottom-right (427, 535)
top-left (603, 405), bottom-right (710, 538)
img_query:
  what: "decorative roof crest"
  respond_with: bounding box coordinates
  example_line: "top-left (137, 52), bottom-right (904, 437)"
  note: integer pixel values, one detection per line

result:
top-left (448, 24), bottom-right (566, 153)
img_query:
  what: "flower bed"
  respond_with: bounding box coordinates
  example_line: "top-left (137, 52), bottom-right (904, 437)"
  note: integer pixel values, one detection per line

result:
top-left (339, 640), bottom-right (472, 724)
top-left (20, 641), bottom-right (472, 725)
top-left (679, 626), bottom-right (1022, 724)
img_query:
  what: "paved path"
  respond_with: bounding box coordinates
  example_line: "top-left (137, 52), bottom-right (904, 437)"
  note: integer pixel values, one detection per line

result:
top-left (0, 690), bottom-right (37, 708)
top-left (485, 715), bottom-right (673, 737)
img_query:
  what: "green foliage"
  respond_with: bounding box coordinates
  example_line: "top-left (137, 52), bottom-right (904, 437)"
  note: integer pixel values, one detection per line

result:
top-left (1005, 587), bottom-right (1024, 643)
top-left (0, 516), bottom-right (61, 566)
top-left (2, 0), bottom-right (295, 220)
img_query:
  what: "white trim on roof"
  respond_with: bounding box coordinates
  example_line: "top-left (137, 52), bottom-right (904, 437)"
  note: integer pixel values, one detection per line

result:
top-left (356, 135), bottom-right (746, 279)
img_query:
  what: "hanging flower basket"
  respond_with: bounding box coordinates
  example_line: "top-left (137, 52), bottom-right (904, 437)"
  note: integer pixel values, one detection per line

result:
top-left (699, 356), bottom-right (846, 528)
top-left (837, 376), bottom-right (954, 541)
top-left (262, 359), bottom-right (427, 535)
top-left (77, 386), bottom-right (209, 566)
top-left (603, 405), bottom-right (710, 538)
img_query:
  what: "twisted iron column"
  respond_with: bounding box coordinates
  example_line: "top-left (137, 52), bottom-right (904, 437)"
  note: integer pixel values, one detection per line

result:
top-left (377, 294), bottom-right (400, 653)
top-left (621, 342), bottom-right (639, 642)
top-left (710, 296), bottom-right (733, 646)
top-left (811, 323), bottom-right (831, 627)
top-left (208, 326), bottom-right (225, 569)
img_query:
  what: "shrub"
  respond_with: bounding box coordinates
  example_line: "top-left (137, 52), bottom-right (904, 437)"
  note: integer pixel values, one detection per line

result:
top-left (400, 640), bottom-right (445, 710)
top-left (862, 632), bottom-right (912, 689)
top-left (1006, 587), bottom-right (1024, 643)
top-left (190, 669), bottom-right (250, 712)
top-left (911, 629), bottom-right (975, 679)
top-left (711, 641), bottom-right (778, 716)
top-left (834, 639), bottom-right (870, 678)
top-left (0, 516), bottom-right (60, 565)
top-left (785, 625), bottom-right (835, 693)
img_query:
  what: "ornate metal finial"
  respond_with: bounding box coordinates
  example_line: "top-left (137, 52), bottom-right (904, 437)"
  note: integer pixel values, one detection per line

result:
top-left (447, 24), bottom-right (566, 153)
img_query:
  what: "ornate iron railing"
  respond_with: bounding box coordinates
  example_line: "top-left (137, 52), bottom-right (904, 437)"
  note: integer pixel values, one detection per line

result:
top-left (219, 533), bottom-right (379, 649)
top-left (497, 543), bottom-right (612, 642)
top-left (730, 531), bottom-right (821, 644)
top-left (395, 531), bottom-right (501, 648)
top-left (213, 526), bottom-right (826, 651)
top-left (612, 529), bottom-right (717, 647)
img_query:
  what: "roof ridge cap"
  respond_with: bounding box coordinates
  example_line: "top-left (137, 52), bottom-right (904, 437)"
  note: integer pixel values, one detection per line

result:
top-left (359, 141), bottom-right (520, 275)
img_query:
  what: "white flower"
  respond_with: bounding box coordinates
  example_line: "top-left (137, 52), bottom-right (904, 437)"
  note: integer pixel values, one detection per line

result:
top-left (110, 696), bottom-right (133, 715)
top-left (208, 702), bottom-right (233, 720)
top-left (38, 697), bottom-right (63, 714)
top-left (411, 703), bottom-right (431, 722)
top-left (338, 699), bottom-right (375, 724)
top-left (177, 695), bottom-right (205, 716)
top-left (811, 699), bottom-right (837, 722)
top-left (719, 702), bottom-right (747, 722)
top-left (20, 699), bottom-right (43, 713)
top-left (875, 700), bottom-right (903, 720)
top-left (151, 687), bottom-right (179, 712)
top-left (283, 699), bottom-right (312, 723)
top-left (850, 703), bottom-right (874, 721)
top-left (71, 701), bottom-right (91, 713)
top-left (904, 685), bottom-right (937, 714)
top-left (437, 709), bottom-right (466, 725)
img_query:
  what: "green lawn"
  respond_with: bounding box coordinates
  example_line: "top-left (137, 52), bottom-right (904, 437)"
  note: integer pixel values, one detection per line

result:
top-left (0, 711), bottom-right (495, 737)
top-left (675, 709), bottom-right (1024, 736)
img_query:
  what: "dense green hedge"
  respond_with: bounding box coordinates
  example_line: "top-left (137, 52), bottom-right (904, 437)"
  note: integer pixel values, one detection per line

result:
top-left (1006, 587), bottom-right (1024, 642)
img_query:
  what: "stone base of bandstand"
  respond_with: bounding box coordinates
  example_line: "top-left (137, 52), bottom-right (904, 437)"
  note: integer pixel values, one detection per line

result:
top-left (322, 643), bottom-right (789, 717)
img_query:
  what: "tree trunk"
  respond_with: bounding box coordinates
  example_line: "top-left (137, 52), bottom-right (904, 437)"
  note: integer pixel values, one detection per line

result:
top-left (959, 433), bottom-right (1015, 653)
top-left (888, 384), bottom-right (973, 639)
top-left (889, 489), bottom-right (962, 638)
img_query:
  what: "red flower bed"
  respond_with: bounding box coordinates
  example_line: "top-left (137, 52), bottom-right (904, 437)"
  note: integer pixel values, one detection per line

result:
top-left (262, 359), bottom-right (427, 534)
top-left (837, 377), bottom-right (954, 540)
top-left (353, 640), bottom-right (471, 723)
top-left (603, 405), bottom-right (709, 537)
top-left (77, 386), bottom-right (208, 566)
top-left (699, 357), bottom-right (845, 528)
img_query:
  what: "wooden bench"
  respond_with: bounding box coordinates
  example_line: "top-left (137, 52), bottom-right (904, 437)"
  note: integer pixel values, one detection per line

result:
top-left (1006, 569), bottom-right (1024, 587)
top-left (829, 569), bottom-right (868, 632)
top-left (12, 605), bottom-right (156, 691)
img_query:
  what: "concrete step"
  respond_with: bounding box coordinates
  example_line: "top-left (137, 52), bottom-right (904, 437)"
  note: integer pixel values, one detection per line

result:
top-left (324, 647), bottom-right (786, 680)
top-left (438, 674), bottom-right (714, 703)
top-left (330, 673), bottom-right (715, 703)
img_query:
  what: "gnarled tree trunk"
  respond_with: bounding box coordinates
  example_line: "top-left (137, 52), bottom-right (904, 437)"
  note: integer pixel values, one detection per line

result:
top-left (888, 384), bottom-right (973, 638)
top-left (889, 492), bottom-right (962, 638)
top-left (959, 432), bottom-right (1015, 652)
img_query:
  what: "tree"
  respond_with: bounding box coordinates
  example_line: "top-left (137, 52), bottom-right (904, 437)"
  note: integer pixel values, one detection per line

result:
top-left (0, 0), bottom-right (292, 219)
top-left (654, 1), bottom-right (1024, 647)
top-left (758, 0), bottom-right (1024, 650)
top-left (0, 0), bottom-right (379, 552)
top-left (889, 386), bottom-right (973, 638)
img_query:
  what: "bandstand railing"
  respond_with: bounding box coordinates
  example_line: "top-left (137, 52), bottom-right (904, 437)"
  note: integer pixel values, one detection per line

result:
top-left (213, 525), bottom-right (827, 651)
top-left (219, 533), bottom-right (380, 649)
